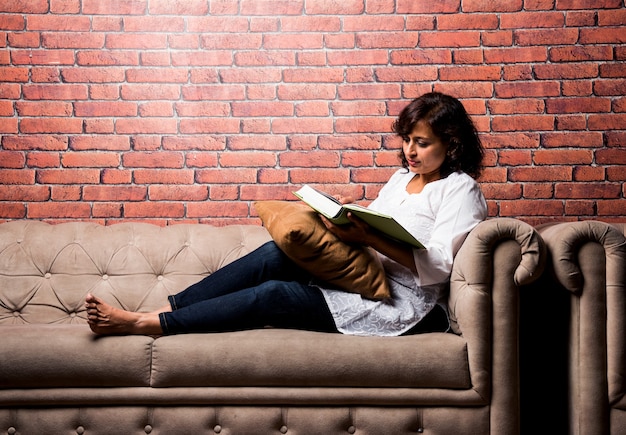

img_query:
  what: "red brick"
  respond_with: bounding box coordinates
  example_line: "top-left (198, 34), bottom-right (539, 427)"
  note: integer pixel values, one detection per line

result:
top-left (338, 84), bottom-right (400, 100)
top-left (133, 169), bottom-right (195, 185)
top-left (556, 183), bottom-right (621, 199)
top-left (495, 81), bottom-right (560, 98)
top-left (116, 118), bottom-right (178, 134)
top-left (83, 185), bottom-right (146, 201)
top-left (597, 200), bottom-right (626, 216)
top-left (82, 0), bottom-right (147, 15)
top-left (335, 117), bottom-right (392, 134)
top-left (498, 150), bottom-right (532, 166)
top-left (124, 202), bottom-right (185, 218)
top-left (485, 46), bottom-right (548, 63)
top-left (588, 114), bottom-right (626, 131)
top-left (344, 15), bottom-right (405, 31)
top-left (232, 102), bottom-right (293, 117)
top-left (50, 185), bottom-right (77, 201)
top-left (209, 185), bottom-right (240, 201)
top-left (573, 166), bottom-right (605, 182)
top-left (234, 51), bottom-right (296, 67)
top-left (149, 185), bottom-right (209, 201)
top-left (440, 66), bottom-right (501, 81)
top-left (272, 117), bottom-right (334, 134)
top-left (149, 0), bottom-right (208, 15)
top-left (596, 148), bottom-right (626, 165)
top-left (319, 135), bottom-right (383, 150)
top-left (523, 183), bottom-right (553, 199)
top-left (289, 168), bottom-right (351, 184)
top-left (3, 135), bottom-right (68, 151)
top-left (480, 183), bottom-right (521, 200)
top-left (420, 31), bottom-right (481, 48)
top-left (258, 169), bottom-right (289, 184)
top-left (351, 168), bottom-right (397, 184)
top-left (390, 49), bottom-right (452, 65)
top-left (0, 151), bottom-right (25, 169)
top-left (0, 203), bottom-right (26, 219)
top-left (195, 168), bottom-right (257, 184)
top-left (295, 101), bottom-right (330, 117)
top-left (0, 67), bottom-right (29, 82)
top-left (493, 115), bottom-right (555, 132)
top-left (23, 84), bottom-right (88, 100)
top-left (0, 185), bottom-right (48, 201)
top-left (541, 132), bottom-right (603, 148)
top-left (101, 169), bottom-right (132, 184)
top-left (179, 118), bottom-right (240, 134)
top-left (162, 136), bottom-right (225, 152)
top-left (397, 0), bottom-right (459, 13)
top-left (550, 46), bottom-right (613, 62)
top-left (509, 166), bottom-right (572, 182)
top-left (220, 151), bottom-right (276, 168)
top-left (16, 101), bottom-right (73, 117)
top-left (279, 151), bottom-right (340, 168)
top-left (20, 118), bottom-right (83, 134)
top-left (61, 152), bottom-right (120, 168)
top-left (139, 102), bottom-right (173, 117)
top-left (534, 149), bottom-right (593, 165)
top-left (500, 200), bottom-right (563, 217)
top-left (26, 15), bottom-right (91, 31)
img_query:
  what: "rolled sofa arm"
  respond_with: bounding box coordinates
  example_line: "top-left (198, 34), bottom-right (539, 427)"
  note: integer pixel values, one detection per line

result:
top-left (452, 217), bottom-right (546, 291)
top-left (537, 221), bottom-right (626, 435)
top-left (538, 220), bottom-right (626, 294)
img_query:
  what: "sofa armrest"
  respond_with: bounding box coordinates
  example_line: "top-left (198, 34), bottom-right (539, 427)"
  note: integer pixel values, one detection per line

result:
top-left (538, 220), bottom-right (626, 294)
top-left (537, 221), bottom-right (626, 435)
top-left (448, 217), bottom-right (546, 435)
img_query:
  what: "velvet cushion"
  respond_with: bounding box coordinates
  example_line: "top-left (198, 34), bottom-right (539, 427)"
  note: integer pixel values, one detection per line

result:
top-left (254, 200), bottom-right (390, 300)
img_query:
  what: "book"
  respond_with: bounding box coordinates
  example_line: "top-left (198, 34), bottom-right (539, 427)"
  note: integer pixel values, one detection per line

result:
top-left (293, 184), bottom-right (425, 249)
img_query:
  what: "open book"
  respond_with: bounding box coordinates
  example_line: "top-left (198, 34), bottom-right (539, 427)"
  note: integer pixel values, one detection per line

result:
top-left (293, 184), bottom-right (425, 249)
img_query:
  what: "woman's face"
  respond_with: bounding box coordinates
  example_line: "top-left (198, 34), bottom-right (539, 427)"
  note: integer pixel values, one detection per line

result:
top-left (402, 121), bottom-right (448, 179)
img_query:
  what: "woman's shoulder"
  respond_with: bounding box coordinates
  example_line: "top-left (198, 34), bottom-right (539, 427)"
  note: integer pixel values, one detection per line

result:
top-left (444, 171), bottom-right (479, 188)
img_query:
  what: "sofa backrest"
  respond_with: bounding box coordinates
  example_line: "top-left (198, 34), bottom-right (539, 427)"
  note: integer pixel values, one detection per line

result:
top-left (0, 221), bottom-right (271, 325)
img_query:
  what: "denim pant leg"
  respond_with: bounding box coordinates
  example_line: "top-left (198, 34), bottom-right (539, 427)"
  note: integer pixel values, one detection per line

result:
top-left (159, 241), bottom-right (337, 334)
top-left (169, 241), bottom-right (307, 309)
top-left (160, 279), bottom-right (337, 335)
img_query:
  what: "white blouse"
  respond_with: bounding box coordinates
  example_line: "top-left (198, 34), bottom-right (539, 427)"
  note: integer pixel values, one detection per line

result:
top-left (319, 170), bottom-right (488, 336)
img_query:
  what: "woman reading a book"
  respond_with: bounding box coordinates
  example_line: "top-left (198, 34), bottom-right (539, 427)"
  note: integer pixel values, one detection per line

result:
top-left (86, 92), bottom-right (487, 337)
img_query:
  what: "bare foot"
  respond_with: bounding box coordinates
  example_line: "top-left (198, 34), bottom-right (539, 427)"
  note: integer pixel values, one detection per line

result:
top-left (85, 293), bottom-right (163, 336)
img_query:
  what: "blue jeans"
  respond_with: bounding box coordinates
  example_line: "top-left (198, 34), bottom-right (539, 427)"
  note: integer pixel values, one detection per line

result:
top-left (159, 241), bottom-right (338, 335)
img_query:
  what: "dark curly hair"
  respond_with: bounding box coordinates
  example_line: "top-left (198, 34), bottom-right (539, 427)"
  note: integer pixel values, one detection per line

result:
top-left (392, 92), bottom-right (484, 179)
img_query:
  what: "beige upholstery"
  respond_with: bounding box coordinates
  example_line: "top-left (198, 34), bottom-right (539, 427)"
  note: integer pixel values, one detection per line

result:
top-left (538, 221), bottom-right (626, 435)
top-left (0, 219), bottom-right (544, 434)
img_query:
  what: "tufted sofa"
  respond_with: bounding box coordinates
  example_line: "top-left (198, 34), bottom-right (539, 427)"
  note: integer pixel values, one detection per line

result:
top-left (0, 218), bottom-right (544, 435)
top-left (536, 221), bottom-right (626, 435)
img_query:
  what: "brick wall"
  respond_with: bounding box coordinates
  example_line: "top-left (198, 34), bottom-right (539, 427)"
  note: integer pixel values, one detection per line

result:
top-left (0, 0), bottom-right (624, 226)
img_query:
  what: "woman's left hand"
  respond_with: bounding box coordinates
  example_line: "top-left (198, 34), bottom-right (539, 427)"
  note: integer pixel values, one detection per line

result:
top-left (320, 212), bottom-right (371, 245)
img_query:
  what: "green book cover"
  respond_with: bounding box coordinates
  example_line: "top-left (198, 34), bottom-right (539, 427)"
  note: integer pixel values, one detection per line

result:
top-left (293, 185), bottom-right (425, 249)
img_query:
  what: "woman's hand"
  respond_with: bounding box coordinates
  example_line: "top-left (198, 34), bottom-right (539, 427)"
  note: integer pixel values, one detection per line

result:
top-left (320, 212), bottom-right (371, 245)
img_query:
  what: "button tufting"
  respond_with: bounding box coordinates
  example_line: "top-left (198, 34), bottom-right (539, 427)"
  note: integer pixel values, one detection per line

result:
top-left (144, 424), bottom-right (152, 433)
top-left (7, 427), bottom-right (16, 435)
top-left (102, 274), bottom-right (109, 280)
top-left (417, 428), bottom-right (424, 433)
top-left (213, 425), bottom-right (222, 433)
top-left (157, 275), bottom-right (164, 281)
top-left (279, 425), bottom-right (288, 434)
top-left (44, 272), bottom-right (51, 279)
top-left (76, 426), bottom-right (85, 435)
top-left (69, 312), bottom-right (76, 318)
top-left (13, 311), bottom-right (20, 317)
top-left (347, 425), bottom-right (356, 434)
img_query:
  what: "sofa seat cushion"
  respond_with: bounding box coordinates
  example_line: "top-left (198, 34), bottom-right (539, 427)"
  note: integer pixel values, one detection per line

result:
top-left (1, 327), bottom-right (469, 391)
top-left (0, 325), bottom-right (153, 388)
top-left (151, 328), bottom-right (470, 389)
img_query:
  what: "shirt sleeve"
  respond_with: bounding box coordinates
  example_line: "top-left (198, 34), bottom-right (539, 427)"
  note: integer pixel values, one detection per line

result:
top-left (413, 174), bottom-right (488, 286)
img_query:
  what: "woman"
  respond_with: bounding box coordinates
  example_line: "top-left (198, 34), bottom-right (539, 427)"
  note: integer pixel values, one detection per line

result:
top-left (86, 92), bottom-right (488, 337)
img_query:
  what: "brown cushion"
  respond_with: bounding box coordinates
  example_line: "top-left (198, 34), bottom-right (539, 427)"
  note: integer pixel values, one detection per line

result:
top-left (254, 200), bottom-right (390, 299)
